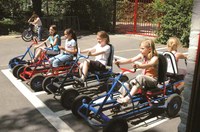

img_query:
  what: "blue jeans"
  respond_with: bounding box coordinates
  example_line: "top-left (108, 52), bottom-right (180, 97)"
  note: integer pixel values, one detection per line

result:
top-left (37, 26), bottom-right (42, 41)
top-left (49, 53), bottom-right (73, 67)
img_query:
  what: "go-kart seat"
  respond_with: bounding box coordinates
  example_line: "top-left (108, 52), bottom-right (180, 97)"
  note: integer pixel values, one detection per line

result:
top-left (163, 51), bottom-right (185, 81)
top-left (146, 54), bottom-right (168, 95)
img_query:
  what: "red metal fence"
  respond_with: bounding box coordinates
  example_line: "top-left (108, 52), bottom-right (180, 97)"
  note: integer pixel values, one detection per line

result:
top-left (116, 0), bottom-right (159, 37)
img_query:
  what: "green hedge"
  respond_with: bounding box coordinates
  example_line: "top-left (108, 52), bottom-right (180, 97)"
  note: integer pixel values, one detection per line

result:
top-left (152, 0), bottom-right (193, 47)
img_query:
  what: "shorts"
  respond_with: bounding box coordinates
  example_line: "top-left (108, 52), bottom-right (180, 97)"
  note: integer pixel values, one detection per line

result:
top-left (129, 75), bottom-right (157, 90)
top-left (89, 60), bottom-right (106, 72)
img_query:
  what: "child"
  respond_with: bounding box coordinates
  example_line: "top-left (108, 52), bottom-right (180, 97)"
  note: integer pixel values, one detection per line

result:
top-left (167, 37), bottom-right (187, 92)
top-left (74, 31), bottom-right (110, 83)
top-left (167, 37), bottom-right (187, 61)
top-left (32, 25), bottom-right (61, 63)
top-left (115, 39), bottom-right (159, 104)
top-left (49, 28), bottom-right (77, 67)
top-left (28, 13), bottom-right (43, 41)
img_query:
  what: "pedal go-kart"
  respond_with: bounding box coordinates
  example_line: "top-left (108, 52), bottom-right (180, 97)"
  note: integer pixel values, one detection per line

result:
top-left (71, 54), bottom-right (183, 132)
top-left (44, 44), bottom-right (125, 110)
top-left (9, 39), bottom-right (38, 69)
top-left (13, 46), bottom-right (78, 91)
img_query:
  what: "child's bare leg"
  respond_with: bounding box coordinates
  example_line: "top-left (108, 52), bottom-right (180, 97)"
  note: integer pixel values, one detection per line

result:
top-left (34, 48), bottom-right (42, 61)
top-left (81, 59), bottom-right (90, 81)
top-left (118, 85), bottom-right (139, 103)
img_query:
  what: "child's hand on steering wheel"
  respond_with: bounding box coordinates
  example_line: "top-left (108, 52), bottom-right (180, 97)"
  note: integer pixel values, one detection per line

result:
top-left (114, 60), bottom-right (120, 66)
top-left (88, 51), bottom-right (92, 56)
top-left (132, 63), bottom-right (139, 69)
top-left (59, 46), bottom-right (64, 50)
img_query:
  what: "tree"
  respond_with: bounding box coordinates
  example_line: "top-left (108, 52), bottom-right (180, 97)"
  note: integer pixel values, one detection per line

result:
top-left (32, 0), bottom-right (42, 16)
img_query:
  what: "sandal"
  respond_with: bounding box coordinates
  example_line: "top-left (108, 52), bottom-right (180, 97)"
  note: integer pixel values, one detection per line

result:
top-left (117, 96), bottom-right (131, 104)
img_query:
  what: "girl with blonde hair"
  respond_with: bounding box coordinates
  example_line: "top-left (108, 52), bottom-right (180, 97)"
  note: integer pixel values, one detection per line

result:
top-left (115, 39), bottom-right (159, 104)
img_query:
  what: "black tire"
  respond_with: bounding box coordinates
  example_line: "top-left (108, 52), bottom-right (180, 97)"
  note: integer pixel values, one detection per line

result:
top-left (17, 66), bottom-right (32, 81)
top-left (12, 64), bottom-right (24, 78)
top-left (71, 95), bottom-right (92, 118)
top-left (42, 76), bottom-right (55, 94)
top-left (166, 94), bottom-right (182, 118)
top-left (21, 29), bottom-right (33, 42)
top-left (61, 88), bottom-right (79, 110)
top-left (8, 58), bottom-right (21, 69)
top-left (103, 118), bottom-right (128, 132)
top-left (30, 74), bottom-right (45, 92)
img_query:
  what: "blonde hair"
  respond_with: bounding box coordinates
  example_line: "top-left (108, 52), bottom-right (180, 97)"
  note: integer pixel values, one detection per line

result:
top-left (140, 39), bottom-right (158, 59)
top-left (167, 37), bottom-right (181, 52)
top-left (97, 31), bottom-right (110, 44)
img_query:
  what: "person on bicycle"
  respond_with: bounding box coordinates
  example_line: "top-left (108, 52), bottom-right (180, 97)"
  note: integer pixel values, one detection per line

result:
top-left (31, 25), bottom-right (61, 63)
top-left (28, 13), bottom-right (43, 41)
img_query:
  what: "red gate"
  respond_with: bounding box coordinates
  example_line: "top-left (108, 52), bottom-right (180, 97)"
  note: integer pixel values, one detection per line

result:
top-left (116, 0), bottom-right (159, 37)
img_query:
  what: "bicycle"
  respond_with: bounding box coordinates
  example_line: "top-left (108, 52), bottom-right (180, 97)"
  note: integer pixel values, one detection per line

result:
top-left (21, 24), bottom-right (48, 42)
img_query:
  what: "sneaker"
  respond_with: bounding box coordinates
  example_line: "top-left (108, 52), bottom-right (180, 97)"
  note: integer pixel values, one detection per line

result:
top-left (73, 76), bottom-right (84, 84)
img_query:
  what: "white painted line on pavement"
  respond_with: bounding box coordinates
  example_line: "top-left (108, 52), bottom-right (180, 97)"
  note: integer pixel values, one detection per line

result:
top-left (33, 91), bottom-right (47, 96)
top-left (2, 69), bottom-right (74, 132)
top-left (129, 116), bottom-right (169, 132)
top-left (55, 110), bottom-right (72, 117)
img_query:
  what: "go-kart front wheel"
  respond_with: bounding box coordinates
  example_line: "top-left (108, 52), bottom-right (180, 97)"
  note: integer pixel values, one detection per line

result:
top-left (166, 93), bottom-right (182, 118)
top-left (71, 95), bottom-right (92, 118)
top-left (103, 118), bottom-right (128, 132)
top-left (12, 64), bottom-right (24, 78)
top-left (9, 57), bottom-right (21, 69)
top-left (30, 74), bottom-right (45, 92)
top-left (61, 88), bottom-right (79, 110)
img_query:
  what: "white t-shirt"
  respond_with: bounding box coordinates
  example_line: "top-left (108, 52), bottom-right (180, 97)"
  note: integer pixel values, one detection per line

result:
top-left (92, 43), bottom-right (110, 66)
top-left (64, 39), bottom-right (77, 55)
top-left (34, 17), bottom-right (42, 27)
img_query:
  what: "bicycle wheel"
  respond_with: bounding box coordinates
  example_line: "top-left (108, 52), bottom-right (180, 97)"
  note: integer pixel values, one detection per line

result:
top-left (21, 29), bottom-right (33, 42)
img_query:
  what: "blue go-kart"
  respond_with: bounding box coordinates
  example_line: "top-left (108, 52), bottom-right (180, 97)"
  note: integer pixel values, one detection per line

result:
top-left (71, 53), bottom-right (183, 132)
top-left (8, 39), bottom-right (38, 69)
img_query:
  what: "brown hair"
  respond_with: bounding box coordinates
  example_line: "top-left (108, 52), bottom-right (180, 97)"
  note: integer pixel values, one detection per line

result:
top-left (97, 31), bottom-right (110, 44)
top-left (50, 25), bottom-right (57, 36)
top-left (64, 28), bottom-right (77, 42)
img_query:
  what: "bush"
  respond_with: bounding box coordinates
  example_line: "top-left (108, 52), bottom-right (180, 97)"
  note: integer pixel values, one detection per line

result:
top-left (0, 18), bottom-right (14, 35)
top-left (152, 0), bottom-right (193, 47)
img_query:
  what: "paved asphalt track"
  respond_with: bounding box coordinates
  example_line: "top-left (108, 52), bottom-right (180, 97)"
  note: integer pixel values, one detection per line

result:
top-left (0, 34), bottom-right (187, 132)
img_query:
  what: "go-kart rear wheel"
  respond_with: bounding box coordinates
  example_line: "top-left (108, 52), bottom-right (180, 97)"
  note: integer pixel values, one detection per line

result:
top-left (30, 74), bottom-right (45, 92)
top-left (166, 94), bottom-right (182, 118)
top-left (17, 66), bottom-right (32, 80)
top-left (103, 118), bottom-right (128, 132)
top-left (43, 77), bottom-right (59, 94)
top-left (12, 64), bottom-right (24, 78)
top-left (71, 95), bottom-right (92, 118)
top-left (61, 88), bottom-right (79, 110)
top-left (42, 76), bottom-right (55, 94)
top-left (9, 58), bottom-right (21, 69)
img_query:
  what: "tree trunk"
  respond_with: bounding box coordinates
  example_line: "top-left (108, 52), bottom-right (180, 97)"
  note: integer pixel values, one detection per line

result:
top-left (32, 0), bottom-right (42, 17)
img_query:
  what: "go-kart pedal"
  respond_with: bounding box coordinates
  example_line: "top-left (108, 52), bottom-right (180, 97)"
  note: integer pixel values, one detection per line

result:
top-left (110, 105), bottom-right (121, 113)
top-left (73, 76), bottom-right (85, 87)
